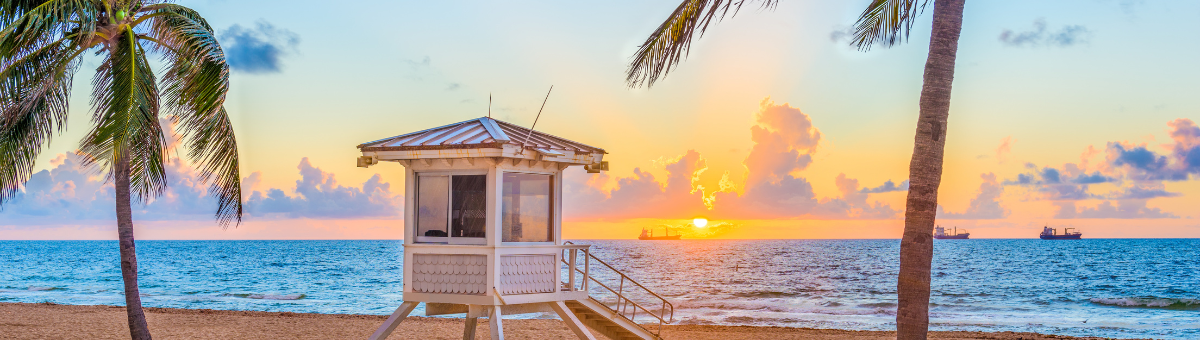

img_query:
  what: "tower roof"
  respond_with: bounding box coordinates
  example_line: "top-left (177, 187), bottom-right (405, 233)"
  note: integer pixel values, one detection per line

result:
top-left (357, 117), bottom-right (606, 154)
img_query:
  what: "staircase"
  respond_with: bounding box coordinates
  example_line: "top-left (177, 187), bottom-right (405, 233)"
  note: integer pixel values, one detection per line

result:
top-left (560, 243), bottom-right (674, 340)
top-left (565, 298), bottom-right (661, 340)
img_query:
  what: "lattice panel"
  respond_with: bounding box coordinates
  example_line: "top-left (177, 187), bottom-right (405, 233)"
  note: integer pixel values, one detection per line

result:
top-left (498, 254), bottom-right (557, 295)
top-left (411, 254), bottom-right (487, 295)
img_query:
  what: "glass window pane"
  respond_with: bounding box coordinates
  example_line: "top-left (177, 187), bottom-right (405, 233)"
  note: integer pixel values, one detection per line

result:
top-left (417, 175), bottom-right (448, 239)
top-left (452, 175), bottom-right (487, 238)
top-left (502, 173), bottom-right (552, 242)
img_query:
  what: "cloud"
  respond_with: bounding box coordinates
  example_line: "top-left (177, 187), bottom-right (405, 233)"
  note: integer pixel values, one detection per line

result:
top-left (1103, 119), bottom-right (1200, 181)
top-left (829, 26), bottom-right (855, 44)
top-left (564, 98), bottom-right (898, 221)
top-left (221, 21), bottom-right (299, 74)
top-left (999, 19), bottom-right (1091, 47)
top-left (562, 150), bottom-right (709, 220)
top-left (1054, 200), bottom-right (1177, 219)
top-left (1002, 119), bottom-right (1197, 220)
top-left (1, 152), bottom-right (402, 225)
top-left (244, 158), bottom-right (402, 219)
top-left (995, 136), bottom-right (1014, 163)
top-left (860, 179), bottom-right (908, 194)
top-left (938, 173), bottom-right (1009, 219)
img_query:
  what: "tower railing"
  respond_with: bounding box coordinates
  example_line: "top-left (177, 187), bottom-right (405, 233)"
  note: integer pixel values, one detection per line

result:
top-left (560, 241), bottom-right (675, 336)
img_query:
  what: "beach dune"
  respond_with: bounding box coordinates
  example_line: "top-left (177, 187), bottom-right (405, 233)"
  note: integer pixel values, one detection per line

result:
top-left (0, 303), bottom-right (1127, 340)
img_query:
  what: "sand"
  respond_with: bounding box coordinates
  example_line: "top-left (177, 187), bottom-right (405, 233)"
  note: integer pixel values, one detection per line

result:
top-left (0, 302), bottom-right (1134, 340)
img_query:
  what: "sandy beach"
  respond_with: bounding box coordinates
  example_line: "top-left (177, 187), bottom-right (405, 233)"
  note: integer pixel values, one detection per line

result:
top-left (0, 303), bottom-right (1135, 340)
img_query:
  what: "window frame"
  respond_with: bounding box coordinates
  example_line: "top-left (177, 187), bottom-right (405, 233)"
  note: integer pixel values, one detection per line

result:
top-left (414, 170), bottom-right (489, 245)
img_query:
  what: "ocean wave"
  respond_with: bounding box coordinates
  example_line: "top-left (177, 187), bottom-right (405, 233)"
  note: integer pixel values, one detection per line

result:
top-left (680, 299), bottom-right (894, 316)
top-left (26, 286), bottom-right (63, 291)
top-left (221, 293), bottom-right (307, 300)
top-left (1090, 297), bottom-right (1200, 310)
top-left (730, 291), bottom-right (803, 298)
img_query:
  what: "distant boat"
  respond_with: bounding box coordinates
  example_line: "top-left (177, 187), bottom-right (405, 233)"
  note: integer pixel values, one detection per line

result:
top-left (1040, 226), bottom-right (1082, 240)
top-left (638, 227), bottom-right (681, 240)
top-left (934, 225), bottom-right (970, 239)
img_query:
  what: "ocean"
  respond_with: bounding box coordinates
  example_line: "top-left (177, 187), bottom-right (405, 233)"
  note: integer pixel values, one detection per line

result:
top-left (0, 239), bottom-right (1197, 339)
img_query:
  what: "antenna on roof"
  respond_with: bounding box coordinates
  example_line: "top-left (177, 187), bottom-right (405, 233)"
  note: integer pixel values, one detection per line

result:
top-left (520, 85), bottom-right (553, 154)
top-left (488, 92), bottom-right (492, 118)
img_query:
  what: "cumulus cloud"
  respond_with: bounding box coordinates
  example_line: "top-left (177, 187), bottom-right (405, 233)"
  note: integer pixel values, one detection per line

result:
top-left (1005, 163), bottom-right (1106, 201)
top-left (1054, 200), bottom-right (1177, 219)
top-left (999, 19), bottom-right (1091, 48)
top-left (564, 98), bottom-right (898, 220)
top-left (562, 150), bottom-right (708, 220)
top-left (860, 179), bottom-right (908, 194)
top-left (938, 173), bottom-right (1009, 219)
top-left (0, 153), bottom-right (219, 224)
top-left (1002, 119), bottom-right (1196, 220)
top-left (1, 153), bottom-right (401, 225)
top-left (244, 158), bottom-right (402, 219)
top-left (221, 21), bottom-right (299, 74)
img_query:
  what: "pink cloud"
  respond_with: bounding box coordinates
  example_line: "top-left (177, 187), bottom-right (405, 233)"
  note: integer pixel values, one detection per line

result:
top-left (564, 98), bottom-right (899, 221)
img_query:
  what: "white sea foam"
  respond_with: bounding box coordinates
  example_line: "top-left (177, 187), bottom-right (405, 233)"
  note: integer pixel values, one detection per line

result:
top-left (1090, 297), bottom-right (1200, 309)
top-left (220, 293), bottom-right (307, 300)
top-left (247, 294), bottom-right (306, 300)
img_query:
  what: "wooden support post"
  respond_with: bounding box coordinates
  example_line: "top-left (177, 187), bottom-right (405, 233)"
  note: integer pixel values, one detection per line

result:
top-left (464, 316), bottom-right (479, 340)
top-left (568, 249), bottom-right (577, 290)
top-left (489, 305), bottom-right (505, 340)
top-left (550, 301), bottom-right (597, 340)
top-left (369, 301), bottom-right (419, 340)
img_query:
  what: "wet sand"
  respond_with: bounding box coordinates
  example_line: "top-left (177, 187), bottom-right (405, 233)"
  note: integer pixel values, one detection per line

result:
top-left (0, 302), bottom-right (1135, 340)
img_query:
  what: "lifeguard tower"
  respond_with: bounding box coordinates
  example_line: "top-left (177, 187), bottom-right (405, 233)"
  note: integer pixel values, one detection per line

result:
top-left (357, 117), bottom-right (674, 340)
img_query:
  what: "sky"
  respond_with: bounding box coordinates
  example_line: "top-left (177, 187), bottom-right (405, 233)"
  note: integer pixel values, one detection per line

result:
top-left (2, 0), bottom-right (1199, 240)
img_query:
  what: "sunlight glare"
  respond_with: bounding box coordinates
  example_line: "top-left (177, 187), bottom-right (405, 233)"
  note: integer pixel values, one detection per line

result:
top-left (693, 218), bottom-right (708, 228)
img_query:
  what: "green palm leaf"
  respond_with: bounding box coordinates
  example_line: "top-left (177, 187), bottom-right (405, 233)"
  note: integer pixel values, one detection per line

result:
top-left (0, 25), bottom-right (80, 204)
top-left (626, 0), bottom-right (777, 88)
top-left (80, 26), bottom-right (166, 202)
top-left (850, 0), bottom-right (930, 51)
top-left (141, 3), bottom-right (241, 227)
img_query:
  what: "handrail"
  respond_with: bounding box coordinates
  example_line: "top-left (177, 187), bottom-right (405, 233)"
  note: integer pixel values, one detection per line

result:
top-left (561, 241), bottom-right (675, 337)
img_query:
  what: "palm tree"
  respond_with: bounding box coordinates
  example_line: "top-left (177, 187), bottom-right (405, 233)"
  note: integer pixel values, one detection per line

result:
top-left (627, 0), bottom-right (965, 339)
top-left (0, 1), bottom-right (242, 339)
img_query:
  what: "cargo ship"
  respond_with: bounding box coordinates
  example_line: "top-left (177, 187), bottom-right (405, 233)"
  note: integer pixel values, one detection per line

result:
top-left (1039, 226), bottom-right (1082, 240)
top-left (638, 227), bottom-right (681, 240)
top-left (934, 225), bottom-right (970, 239)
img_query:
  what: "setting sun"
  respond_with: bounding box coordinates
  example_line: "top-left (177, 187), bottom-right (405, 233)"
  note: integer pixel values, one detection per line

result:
top-left (693, 218), bottom-right (708, 228)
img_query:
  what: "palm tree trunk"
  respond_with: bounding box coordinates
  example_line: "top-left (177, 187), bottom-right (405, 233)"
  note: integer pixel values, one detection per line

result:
top-left (896, 0), bottom-right (966, 339)
top-left (115, 155), bottom-right (153, 340)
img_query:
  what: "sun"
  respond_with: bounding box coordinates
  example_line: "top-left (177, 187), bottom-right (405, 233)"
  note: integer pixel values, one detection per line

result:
top-left (693, 218), bottom-right (708, 228)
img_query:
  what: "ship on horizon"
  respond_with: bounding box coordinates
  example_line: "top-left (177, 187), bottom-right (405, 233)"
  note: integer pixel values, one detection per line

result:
top-left (1040, 226), bottom-right (1082, 240)
top-left (638, 227), bottom-right (681, 240)
top-left (934, 225), bottom-right (969, 239)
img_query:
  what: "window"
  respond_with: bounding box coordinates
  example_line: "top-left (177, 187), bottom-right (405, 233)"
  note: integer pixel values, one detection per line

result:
top-left (416, 176), bottom-right (449, 238)
top-left (416, 174), bottom-right (486, 243)
top-left (452, 175), bottom-right (487, 238)
top-left (502, 172), bottom-right (552, 243)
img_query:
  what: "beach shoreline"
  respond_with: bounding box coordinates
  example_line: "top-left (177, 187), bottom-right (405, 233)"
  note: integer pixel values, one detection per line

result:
top-left (0, 302), bottom-right (1142, 340)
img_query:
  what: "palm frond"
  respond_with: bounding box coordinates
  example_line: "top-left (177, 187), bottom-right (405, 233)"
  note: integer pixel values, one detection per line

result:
top-left (0, 33), bottom-right (80, 205)
top-left (626, 0), bottom-right (778, 88)
top-left (0, 0), bottom-right (53, 26)
top-left (850, 0), bottom-right (931, 51)
top-left (80, 27), bottom-right (166, 203)
top-left (141, 3), bottom-right (241, 227)
top-left (0, 0), bottom-right (99, 58)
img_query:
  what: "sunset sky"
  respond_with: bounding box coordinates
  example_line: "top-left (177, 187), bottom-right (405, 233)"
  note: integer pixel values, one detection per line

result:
top-left (3, 0), bottom-right (1199, 239)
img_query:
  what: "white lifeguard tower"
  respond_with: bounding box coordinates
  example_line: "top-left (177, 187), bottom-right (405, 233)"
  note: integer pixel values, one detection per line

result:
top-left (357, 117), bottom-right (673, 340)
